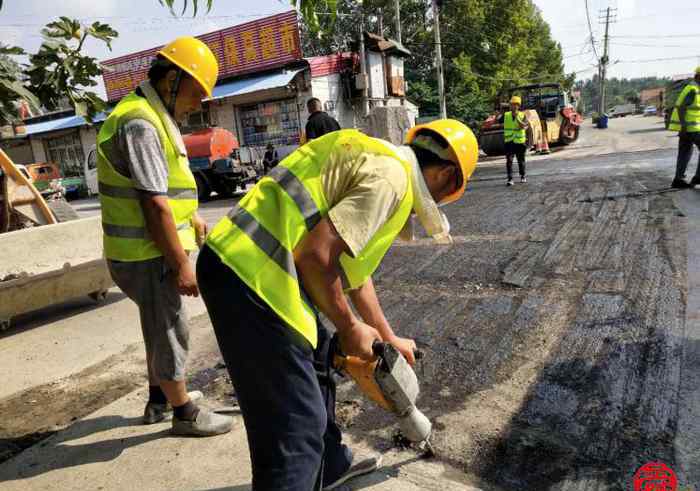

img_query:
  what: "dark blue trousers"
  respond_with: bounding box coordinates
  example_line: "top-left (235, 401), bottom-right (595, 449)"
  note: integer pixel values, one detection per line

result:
top-left (197, 245), bottom-right (352, 491)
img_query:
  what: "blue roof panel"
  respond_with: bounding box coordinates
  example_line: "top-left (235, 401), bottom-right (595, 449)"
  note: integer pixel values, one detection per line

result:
top-left (210, 68), bottom-right (305, 101)
top-left (24, 113), bottom-right (107, 136)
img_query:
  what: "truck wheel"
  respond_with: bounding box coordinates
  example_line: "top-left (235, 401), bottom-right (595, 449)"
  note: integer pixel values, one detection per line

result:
top-left (194, 174), bottom-right (210, 202)
top-left (47, 198), bottom-right (80, 222)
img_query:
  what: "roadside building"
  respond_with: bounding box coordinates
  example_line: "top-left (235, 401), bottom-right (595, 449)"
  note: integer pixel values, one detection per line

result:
top-left (640, 87), bottom-right (665, 109)
top-left (1, 11), bottom-right (417, 177)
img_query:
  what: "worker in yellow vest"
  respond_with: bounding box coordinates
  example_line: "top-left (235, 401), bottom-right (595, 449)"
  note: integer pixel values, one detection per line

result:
top-left (197, 121), bottom-right (479, 490)
top-left (97, 37), bottom-right (232, 436)
top-left (504, 95), bottom-right (530, 186)
top-left (669, 67), bottom-right (700, 188)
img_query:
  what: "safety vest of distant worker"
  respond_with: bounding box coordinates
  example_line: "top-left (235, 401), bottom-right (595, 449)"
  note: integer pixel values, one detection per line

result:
top-left (504, 111), bottom-right (527, 144)
top-left (669, 81), bottom-right (700, 133)
top-left (206, 121), bottom-right (478, 348)
top-left (97, 36), bottom-right (218, 262)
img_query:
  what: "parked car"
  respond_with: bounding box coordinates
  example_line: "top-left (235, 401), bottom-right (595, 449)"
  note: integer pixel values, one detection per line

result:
top-left (643, 105), bottom-right (657, 117)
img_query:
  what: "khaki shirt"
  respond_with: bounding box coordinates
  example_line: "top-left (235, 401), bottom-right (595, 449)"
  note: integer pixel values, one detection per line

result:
top-left (323, 147), bottom-right (408, 258)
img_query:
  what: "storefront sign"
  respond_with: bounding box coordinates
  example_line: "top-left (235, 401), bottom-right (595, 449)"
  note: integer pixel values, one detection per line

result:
top-left (102, 11), bottom-right (301, 101)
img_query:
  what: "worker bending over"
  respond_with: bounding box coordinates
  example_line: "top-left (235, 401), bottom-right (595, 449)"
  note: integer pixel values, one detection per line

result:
top-left (197, 120), bottom-right (478, 490)
top-left (97, 37), bottom-right (232, 436)
top-left (670, 67), bottom-right (700, 189)
top-left (504, 95), bottom-right (529, 186)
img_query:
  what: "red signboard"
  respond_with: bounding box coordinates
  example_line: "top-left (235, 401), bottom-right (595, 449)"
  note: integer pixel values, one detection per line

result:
top-left (102, 11), bottom-right (301, 101)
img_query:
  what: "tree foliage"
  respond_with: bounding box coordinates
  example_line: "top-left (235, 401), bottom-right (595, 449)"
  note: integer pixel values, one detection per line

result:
top-left (0, 18), bottom-right (117, 125)
top-left (576, 75), bottom-right (669, 114)
top-left (298, 0), bottom-right (571, 128)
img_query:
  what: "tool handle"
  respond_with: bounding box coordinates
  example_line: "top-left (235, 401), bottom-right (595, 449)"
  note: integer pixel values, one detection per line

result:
top-left (372, 341), bottom-right (425, 361)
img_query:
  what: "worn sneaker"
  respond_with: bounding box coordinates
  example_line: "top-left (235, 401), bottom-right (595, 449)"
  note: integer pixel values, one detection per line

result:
top-left (671, 179), bottom-right (693, 189)
top-left (323, 454), bottom-right (383, 490)
top-left (143, 390), bottom-right (204, 425)
top-left (506, 180), bottom-right (514, 187)
top-left (171, 409), bottom-right (233, 437)
top-left (520, 176), bottom-right (527, 183)
top-left (690, 176), bottom-right (700, 188)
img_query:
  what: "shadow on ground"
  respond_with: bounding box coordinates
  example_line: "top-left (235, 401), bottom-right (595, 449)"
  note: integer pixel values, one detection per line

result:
top-left (0, 415), bottom-right (167, 482)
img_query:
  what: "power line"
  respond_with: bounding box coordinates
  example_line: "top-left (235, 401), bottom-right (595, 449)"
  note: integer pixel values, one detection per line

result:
top-left (584, 0), bottom-right (599, 60)
top-left (611, 34), bottom-right (700, 39)
top-left (611, 42), bottom-right (697, 49)
top-left (615, 55), bottom-right (700, 64)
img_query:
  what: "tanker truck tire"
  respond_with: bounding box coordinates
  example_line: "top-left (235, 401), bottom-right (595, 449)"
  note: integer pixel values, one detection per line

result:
top-left (194, 173), bottom-right (211, 202)
top-left (48, 198), bottom-right (80, 222)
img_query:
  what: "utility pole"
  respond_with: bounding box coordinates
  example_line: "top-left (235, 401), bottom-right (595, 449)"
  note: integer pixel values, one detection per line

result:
top-left (359, 15), bottom-right (370, 118)
top-left (598, 7), bottom-right (617, 114)
top-left (432, 0), bottom-right (447, 119)
top-left (394, 0), bottom-right (402, 43)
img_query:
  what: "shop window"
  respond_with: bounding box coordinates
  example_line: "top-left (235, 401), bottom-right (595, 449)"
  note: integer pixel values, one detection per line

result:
top-left (45, 132), bottom-right (84, 177)
top-left (240, 99), bottom-right (300, 146)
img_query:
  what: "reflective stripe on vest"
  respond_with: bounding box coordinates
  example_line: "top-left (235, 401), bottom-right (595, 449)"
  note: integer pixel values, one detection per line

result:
top-left (504, 111), bottom-right (527, 143)
top-left (206, 130), bottom-right (414, 347)
top-left (97, 92), bottom-right (198, 261)
top-left (669, 83), bottom-right (700, 133)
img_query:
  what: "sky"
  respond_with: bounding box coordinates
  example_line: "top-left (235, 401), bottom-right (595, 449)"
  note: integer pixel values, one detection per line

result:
top-left (533, 0), bottom-right (700, 81)
top-left (1, 0), bottom-right (698, 98)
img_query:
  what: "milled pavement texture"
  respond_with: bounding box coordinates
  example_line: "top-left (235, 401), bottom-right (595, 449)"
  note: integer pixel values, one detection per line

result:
top-left (1, 117), bottom-right (698, 490)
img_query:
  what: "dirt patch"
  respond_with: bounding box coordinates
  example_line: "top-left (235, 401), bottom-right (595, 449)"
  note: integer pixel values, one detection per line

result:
top-left (0, 314), bottom-right (225, 465)
top-left (0, 345), bottom-right (146, 464)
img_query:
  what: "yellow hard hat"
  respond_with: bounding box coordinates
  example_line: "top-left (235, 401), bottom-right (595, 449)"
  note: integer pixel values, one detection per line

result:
top-left (510, 95), bottom-right (522, 105)
top-left (405, 119), bottom-right (479, 205)
top-left (157, 37), bottom-right (219, 97)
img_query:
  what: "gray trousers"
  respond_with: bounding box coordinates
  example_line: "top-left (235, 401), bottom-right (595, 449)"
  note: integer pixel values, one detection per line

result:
top-left (108, 256), bottom-right (189, 382)
top-left (675, 132), bottom-right (700, 180)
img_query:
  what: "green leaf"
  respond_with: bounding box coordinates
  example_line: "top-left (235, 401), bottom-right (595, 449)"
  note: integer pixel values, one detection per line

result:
top-left (74, 100), bottom-right (88, 117)
top-left (0, 78), bottom-right (41, 114)
top-left (0, 44), bottom-right (24, 56)
top-left (45, 17), bottom-right (82, 41)
top-left (87, 22), bottom-right (118, 50)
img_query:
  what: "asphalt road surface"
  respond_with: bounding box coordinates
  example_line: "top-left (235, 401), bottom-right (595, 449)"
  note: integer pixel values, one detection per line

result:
top-left (2, 115), bottom-right (699, 489)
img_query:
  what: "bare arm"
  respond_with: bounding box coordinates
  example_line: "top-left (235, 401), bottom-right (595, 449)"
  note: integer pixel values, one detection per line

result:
top-left (349, 278), bottom-right (417, 365)
top-left (140, 194), bottom-right (198, 296)
top-left (294, 217), bottom-right (380, 359)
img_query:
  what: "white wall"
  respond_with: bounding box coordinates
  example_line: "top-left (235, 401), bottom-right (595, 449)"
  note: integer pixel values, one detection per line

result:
top-left (307, 73), bottom-right (357, 130)
top-left (79, 127), bottom-right (97, 157)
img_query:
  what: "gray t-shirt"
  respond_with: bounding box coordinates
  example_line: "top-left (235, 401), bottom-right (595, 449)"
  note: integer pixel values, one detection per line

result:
top-left (108, 118), bottom-right (169, 195)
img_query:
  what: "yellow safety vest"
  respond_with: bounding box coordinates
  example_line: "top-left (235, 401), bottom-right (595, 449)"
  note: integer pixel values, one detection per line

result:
top-left (97, 91), bottom-right (198, 261)
top-left (669, 82), bottom-right (700, 133)
top-left (504, 111), bottom-right (527, 144)
top-left (206, 130), bottom-right (414, 347)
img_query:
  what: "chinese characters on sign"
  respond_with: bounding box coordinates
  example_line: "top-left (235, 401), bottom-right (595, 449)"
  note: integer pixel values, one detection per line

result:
top-left (102, 11), bottom-right (301, 101)
top-left (634, 462), bottom-right (678, 491)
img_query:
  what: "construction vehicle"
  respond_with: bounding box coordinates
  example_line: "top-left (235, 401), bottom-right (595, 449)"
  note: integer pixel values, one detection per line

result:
top-left (0, 149), bottom-right (112, 330)
top-left (479, 83), bottom-right (582, 156)
top-left (183, 127), bottom-right (261, 201)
